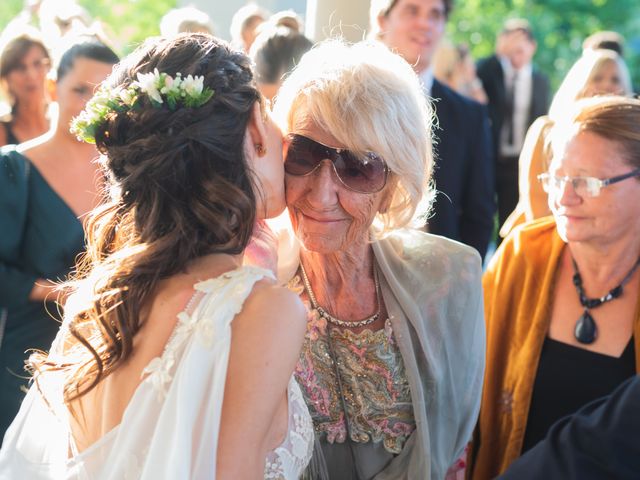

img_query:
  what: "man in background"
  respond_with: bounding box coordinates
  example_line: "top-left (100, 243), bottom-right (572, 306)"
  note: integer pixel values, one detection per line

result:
top-left (371, 0), bottom-right (495, 259)
top-left (477, 19), bottom-right (550, 233)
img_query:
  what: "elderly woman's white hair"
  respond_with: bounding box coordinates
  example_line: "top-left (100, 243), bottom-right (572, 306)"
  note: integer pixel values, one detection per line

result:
top-left (273, 39), bottom-right (435, 232)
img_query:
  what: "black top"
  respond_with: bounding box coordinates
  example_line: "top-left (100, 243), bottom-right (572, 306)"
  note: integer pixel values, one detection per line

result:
top-left (500, 375), bottom-right (640, 480)
top-left (1, 121), bottom-right (19, 145)
top-left (522, 336), bottom-right (636, 453)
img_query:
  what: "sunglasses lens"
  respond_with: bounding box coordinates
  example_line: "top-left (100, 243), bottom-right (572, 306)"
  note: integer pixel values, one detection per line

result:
top-left (284, 134), bottom-right (387, 193)
top-left (284, 136), bottom-right (320, 176)
top-left (333, 151), bottom-right (387, 193)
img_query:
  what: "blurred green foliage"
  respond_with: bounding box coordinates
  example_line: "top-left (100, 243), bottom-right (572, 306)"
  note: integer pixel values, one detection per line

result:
top-left (77, 0), bottom-right (176, 55)
top-left (1, 0), bottom-right (638, 92)
top-left (0, 0), bottom-right (176, 56)
top-left (448, 0), bottom-right (640, 91)
top-left (0, 0), bottom-right (23, 28)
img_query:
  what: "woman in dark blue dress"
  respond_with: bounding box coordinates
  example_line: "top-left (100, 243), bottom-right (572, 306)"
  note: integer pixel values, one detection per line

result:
top-left (0, 36), bottom-right (118, 438)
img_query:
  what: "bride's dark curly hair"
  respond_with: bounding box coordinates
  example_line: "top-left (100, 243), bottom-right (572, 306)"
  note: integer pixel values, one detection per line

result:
top-left (31, 34), bottom-right (263, 402)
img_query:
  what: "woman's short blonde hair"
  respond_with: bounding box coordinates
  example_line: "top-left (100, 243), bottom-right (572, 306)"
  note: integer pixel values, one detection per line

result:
top-left (273, 40), bottom-right (435, 232)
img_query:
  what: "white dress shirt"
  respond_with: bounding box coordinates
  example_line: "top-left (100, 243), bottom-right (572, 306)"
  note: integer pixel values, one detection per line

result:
top-left (419, 67), bottom-right (435, 97)
top-left (499, 57), bottom-right (532, 156)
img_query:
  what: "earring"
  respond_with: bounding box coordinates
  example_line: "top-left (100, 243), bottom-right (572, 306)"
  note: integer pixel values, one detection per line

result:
top-left (255, 143), bottom-right (267, 156)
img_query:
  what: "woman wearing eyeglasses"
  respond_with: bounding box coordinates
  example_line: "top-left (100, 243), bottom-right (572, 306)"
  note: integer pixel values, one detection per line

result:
top-left (499, 49), bottom-right (633, 238)
top-left (470, 96), bottom-right (640, 480)
top-left (271, 41), bottom-right (485, 480)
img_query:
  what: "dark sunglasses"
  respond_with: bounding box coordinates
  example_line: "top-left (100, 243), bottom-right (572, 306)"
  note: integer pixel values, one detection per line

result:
top-left (284, 134), bottom-right (389, 194)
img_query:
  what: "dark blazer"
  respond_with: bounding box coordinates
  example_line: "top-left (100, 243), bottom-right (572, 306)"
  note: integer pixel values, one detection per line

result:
top-left (476, 54), bottom-right (550, 159)
top-left (428, 79), bottom-right (495, 259)
top-left (499, 375), bottom-right (640, 480)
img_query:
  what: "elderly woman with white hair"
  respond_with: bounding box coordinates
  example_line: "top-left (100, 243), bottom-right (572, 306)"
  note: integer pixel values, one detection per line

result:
top-left (272, 41), bottom-right (485, 480)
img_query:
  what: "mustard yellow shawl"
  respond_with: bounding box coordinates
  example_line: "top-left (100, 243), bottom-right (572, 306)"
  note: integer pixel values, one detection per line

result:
top-left (471, 216), bottom-right (640, 479)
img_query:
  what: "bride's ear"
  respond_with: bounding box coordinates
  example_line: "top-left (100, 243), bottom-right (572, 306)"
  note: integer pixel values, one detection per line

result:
top-left (246, 102), bottom-right (268, 157)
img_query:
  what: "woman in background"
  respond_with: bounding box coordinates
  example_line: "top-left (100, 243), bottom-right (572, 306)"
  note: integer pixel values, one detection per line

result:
top-left (472, 96), bottom-right (640, 479)
top-left (0, 27), bottom-right (51, 146)
top-left (500, 49), bottom-right (633, 237)
top-left (0, 35), bottom-right (119, 437)
top-left (433, 39), bottom-right (487, 104)
top-left (230, 3), bottom-right (269, 53)
top-left (250, 23), bottom-right (312, 102)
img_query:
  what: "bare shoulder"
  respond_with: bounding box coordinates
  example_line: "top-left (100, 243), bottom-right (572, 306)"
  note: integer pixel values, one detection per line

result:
top-left (235, 279), bottom-right (307, 347)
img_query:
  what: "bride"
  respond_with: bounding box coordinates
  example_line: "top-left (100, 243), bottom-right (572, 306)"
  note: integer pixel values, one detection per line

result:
top-left (0, 34), bottom-right (313, 479)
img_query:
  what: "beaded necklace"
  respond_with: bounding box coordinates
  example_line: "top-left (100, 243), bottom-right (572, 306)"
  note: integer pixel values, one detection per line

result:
top-left (299, 261), bottom-right (380, 328)
top-left (572, 256), bottom-right (640, 344)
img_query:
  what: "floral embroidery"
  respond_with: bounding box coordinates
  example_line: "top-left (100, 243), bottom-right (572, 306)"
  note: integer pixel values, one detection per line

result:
top-left (141, 266), bottom-right (274, 400)
top-left (294, 285), bottom-right (416, 454)
top-left (141, 355), bottom-right (175, 400)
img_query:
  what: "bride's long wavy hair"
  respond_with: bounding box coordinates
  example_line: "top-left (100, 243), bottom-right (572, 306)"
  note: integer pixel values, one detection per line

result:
top-left (30, 34), bottom-right (262, 403)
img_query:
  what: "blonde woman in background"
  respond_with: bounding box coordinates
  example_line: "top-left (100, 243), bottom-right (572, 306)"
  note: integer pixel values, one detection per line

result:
top-left (433, 39), bottom-right (487, 104)
top-left (500, 48), bottom-right (632, 237)
top-left (230, 3), bottom-right (270, 53)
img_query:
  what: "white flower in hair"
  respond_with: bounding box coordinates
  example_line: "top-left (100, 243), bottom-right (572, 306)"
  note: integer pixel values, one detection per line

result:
top-left (181, 74), bottom-right (204, 97)
top-left (133, 68), bottom-right (163, 104)
top-left (119, 88), bottom-right (137, 106)
top-left (72, 68), bottom-right (214, 143)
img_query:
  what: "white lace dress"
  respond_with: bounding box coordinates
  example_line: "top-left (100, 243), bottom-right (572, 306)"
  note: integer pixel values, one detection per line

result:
top-left (0, 266), bottom-right (314, 480)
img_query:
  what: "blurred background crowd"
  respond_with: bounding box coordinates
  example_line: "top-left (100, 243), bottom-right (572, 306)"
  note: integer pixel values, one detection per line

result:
top-left (1, 1), bottom-right (640, 478)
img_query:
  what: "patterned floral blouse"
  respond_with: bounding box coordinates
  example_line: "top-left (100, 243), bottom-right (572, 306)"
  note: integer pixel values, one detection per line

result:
top-left (291, 275), bottom-right (416, 454)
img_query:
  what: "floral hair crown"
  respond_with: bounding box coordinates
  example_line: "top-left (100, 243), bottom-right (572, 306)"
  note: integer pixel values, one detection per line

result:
top-left (71, 68), bottom-right (215, 144)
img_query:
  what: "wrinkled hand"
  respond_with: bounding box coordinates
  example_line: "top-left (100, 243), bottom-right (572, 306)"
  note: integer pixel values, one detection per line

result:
top-left (244, 220), bottom-right (279, 275)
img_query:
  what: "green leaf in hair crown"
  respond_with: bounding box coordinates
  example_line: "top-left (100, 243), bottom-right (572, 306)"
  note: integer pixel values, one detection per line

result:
top-left (71, 68), bottom-right (215, 144)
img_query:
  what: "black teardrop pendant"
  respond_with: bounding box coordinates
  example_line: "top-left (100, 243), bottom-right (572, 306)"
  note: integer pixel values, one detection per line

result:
top-left (574, 311), bottom-right (597, 344)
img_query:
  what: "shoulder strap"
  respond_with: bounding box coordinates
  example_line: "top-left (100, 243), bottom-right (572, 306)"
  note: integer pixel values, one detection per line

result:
top-left (0, 148), bottom-right (30, 251)
top-left (0, 145), bottom-right (30, 185)
top-left (2, 121), bottom-right (19, 146)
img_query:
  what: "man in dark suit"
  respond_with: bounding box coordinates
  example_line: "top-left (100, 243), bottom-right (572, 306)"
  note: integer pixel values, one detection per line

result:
top-left (477, 19), bottom-right (550, 232)
top-left (499, 375), bottom-right (640, 479)
top-left (371, 0), bottom-right (495, 259)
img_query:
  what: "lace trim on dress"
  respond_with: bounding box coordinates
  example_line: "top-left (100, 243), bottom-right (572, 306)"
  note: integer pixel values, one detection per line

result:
top-left (264, 379), bottom-right (315, 479)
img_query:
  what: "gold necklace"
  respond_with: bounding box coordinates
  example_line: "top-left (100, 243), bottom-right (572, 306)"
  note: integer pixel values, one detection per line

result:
top-left (299, 260), bottom-right (380, 328)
